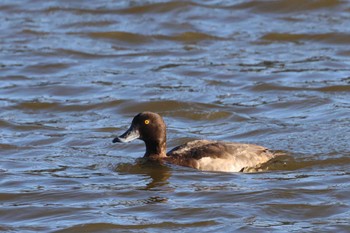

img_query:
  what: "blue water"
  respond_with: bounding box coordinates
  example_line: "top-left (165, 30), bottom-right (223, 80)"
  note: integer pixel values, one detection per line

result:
top-left (1, 1), bottom-right (349, 232)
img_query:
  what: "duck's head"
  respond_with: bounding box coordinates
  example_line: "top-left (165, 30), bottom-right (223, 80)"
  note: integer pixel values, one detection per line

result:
top-left (112, 112), bottom-right (167, 158)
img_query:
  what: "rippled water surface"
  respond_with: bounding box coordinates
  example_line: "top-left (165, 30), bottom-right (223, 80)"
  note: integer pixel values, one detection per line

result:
top-left (1, 0), bottom-right (350, 232)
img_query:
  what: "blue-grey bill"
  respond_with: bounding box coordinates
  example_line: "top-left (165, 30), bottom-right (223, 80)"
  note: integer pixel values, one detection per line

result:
top-left (112, 127), bottom-right (140, 143)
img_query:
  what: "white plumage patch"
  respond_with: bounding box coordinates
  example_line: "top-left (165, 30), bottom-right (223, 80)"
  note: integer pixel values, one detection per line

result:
top-left (197, 157), bottom-right (245, 172)
top-left (196, 147), bottom-right (275, 172)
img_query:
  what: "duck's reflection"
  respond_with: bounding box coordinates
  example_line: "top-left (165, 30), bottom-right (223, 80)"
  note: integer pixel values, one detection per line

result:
top-left (115, 158), bottom-right (172, 191)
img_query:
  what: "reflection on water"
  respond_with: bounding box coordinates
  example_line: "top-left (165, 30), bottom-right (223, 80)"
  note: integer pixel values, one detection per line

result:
top-left (1, 0), bottom-right (350, 232)
top-left (115, 159), bottom-right (172, 191)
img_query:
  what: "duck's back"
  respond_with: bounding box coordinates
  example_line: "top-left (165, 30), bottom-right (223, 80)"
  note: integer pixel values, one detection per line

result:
top-left (166, 140), bottom-right (277, 172)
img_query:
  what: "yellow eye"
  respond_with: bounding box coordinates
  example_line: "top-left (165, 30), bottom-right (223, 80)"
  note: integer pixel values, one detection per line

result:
top-left (144, 119), bottom-right (150, 125)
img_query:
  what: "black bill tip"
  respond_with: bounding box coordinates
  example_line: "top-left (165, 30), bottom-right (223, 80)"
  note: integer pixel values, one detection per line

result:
top-left (112, 137), bottom-right (122, 143)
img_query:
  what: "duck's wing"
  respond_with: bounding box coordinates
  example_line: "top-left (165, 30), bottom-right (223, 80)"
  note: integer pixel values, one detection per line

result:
top-left (167, 140), bottom-right (278, 172)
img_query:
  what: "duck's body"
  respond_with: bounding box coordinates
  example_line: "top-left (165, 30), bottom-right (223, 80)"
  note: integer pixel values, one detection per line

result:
top-left (166, 140), bottom-right (276, 172)
top-left (113, 112), bottom-right (280, 172)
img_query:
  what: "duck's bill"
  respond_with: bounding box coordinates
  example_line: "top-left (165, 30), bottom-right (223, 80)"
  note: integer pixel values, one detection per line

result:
top-left (112, 126), bottom-right (140, 143)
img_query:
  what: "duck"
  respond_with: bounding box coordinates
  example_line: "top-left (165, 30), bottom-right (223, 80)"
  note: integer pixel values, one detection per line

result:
top-left (112, 112), bottom-right (281, 172)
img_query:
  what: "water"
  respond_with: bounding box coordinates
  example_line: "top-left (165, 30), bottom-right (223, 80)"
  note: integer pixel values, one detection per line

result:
top-left (1, 0), bottom-right (349, 232)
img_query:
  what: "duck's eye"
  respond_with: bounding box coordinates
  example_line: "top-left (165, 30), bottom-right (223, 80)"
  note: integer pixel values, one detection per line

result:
top-left (144, 119), bottom-right (150, 125)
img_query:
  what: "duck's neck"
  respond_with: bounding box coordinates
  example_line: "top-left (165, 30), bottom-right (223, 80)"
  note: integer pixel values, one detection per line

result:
top-left (144, 140), bottom-right (167, 160)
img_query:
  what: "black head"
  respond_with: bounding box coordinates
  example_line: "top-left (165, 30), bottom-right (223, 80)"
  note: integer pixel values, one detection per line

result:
top-left (112, 112), bottom-right (167, 146)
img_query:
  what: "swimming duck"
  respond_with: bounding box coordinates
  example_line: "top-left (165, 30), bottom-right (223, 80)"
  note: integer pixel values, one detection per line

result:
top-left (112, 112), bottom-right (280, 172)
